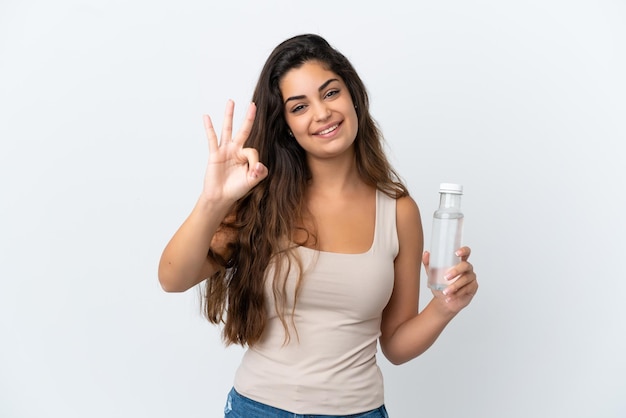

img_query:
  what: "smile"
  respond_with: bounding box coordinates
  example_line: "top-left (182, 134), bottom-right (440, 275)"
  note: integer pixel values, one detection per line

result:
top-left (316, 124), bottom-right (339, 135)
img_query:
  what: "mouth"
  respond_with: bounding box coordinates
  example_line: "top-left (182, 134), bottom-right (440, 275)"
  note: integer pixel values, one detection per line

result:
top-left (314, 122), bottom-right (341, 136)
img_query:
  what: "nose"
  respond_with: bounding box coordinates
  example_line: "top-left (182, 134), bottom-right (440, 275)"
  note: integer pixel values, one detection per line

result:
top-left (313, 101), bottom-right (331, 122)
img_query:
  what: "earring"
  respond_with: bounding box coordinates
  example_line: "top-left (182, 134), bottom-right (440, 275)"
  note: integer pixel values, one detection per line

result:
top-left (288, 130), bottom-right (294, 138)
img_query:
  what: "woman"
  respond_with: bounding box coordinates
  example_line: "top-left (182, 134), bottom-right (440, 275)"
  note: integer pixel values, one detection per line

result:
top-left (158, 33), bottom-right (478, 418)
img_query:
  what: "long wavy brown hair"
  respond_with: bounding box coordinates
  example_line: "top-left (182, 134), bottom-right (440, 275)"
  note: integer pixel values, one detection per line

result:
top-left (203, 34), bottom-right (409, 346)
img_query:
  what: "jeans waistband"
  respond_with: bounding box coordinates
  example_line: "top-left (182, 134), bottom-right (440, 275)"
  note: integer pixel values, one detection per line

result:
top-left (224, 387), bottom-right (389, 418)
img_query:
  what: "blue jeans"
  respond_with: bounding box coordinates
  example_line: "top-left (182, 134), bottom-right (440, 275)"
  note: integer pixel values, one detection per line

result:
top-left (224, 387), bottom-right (389, 418)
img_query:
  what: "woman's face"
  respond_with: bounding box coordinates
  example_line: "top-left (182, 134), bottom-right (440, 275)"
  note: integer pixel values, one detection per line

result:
top-left (279, 60), bottom-right (358, 160)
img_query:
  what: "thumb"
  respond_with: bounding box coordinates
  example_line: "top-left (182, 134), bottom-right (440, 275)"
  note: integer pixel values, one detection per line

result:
top-left (422, 251), bottom-right (430, 269)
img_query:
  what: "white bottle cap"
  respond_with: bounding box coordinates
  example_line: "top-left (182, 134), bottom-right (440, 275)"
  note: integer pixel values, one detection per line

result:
top-left (439, 183), bottom-right (463, 194)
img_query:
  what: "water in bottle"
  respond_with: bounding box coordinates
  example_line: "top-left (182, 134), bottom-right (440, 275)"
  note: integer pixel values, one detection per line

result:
top-left (428, 183), bottom-right (464, 291)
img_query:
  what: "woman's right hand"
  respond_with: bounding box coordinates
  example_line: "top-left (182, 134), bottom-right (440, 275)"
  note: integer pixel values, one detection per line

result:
top-left (202, 100), bottom-right (268, 203)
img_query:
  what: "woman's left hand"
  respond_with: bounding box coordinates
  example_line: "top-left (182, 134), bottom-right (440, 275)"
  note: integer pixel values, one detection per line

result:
top-left (423, 246), bottom-right (478, 315)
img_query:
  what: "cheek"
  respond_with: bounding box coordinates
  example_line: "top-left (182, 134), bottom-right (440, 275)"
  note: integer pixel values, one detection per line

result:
top-left (344, 99), bottom-right (358, 120)
top-left (287, 118), bottom-right (308, 136)
top-left (348, 107), bottom-right (359, 131)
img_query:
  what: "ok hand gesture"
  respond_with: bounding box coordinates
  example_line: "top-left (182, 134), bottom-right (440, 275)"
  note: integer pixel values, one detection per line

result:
top-left (201, 100), bottom-right (268, 203)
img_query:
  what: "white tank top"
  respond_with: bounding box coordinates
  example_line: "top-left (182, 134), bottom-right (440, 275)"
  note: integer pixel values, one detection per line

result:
top-left (233, 189), bottom-right (398, 415)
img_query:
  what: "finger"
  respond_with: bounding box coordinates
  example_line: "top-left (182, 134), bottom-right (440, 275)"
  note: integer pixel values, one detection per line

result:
top-left (456, 246), bottom-right (472, 261)
top-left (239, 148), bottom-right (268, 183)
top-left (445, 260), bottom-right (473, 281)
top-left (203, 114), bottom-right (219, 154)
top-left (442, 263), bottom-right (476, 295)
top-left (451, 276), bottom-right (478, 300)
top-left (232, 102), bottom-right (256, 146)
top-left (221, 99), bottom-right (235, 144)
top-left (444, 277), bottom-right (478, 303)
top-left (250, 161), bottom-right (268, 182)
top-left (422, 251), bottom-right (430, 269)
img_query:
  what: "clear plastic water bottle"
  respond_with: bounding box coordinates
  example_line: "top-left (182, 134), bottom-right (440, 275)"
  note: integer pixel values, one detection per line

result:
top-left (428, 183), bottom-right (464, 291)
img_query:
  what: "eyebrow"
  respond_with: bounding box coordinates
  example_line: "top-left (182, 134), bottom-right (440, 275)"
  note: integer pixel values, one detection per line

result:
top-left (283, 78), bottom-right (339, 104)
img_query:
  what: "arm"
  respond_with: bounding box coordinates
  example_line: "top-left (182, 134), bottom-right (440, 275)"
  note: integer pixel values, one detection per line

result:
top-left (158, 197), bottom-right (234, 292)
top-left (379, 196), bottom-right (478, 365)
top-left (158, 101), bottom-right (268, 292)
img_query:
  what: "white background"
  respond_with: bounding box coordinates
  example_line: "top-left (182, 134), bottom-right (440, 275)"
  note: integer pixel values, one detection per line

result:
top-left (1, 1), bottom-right (625, 417)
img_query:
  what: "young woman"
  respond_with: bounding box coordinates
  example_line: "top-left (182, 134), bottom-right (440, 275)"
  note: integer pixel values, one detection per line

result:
top-left (158, 33), bottom-right (478, 418)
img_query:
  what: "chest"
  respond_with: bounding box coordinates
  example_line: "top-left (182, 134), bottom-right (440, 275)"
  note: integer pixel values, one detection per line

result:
top-left (266, 248), bottom-right (395, 322)
top-left (296, 191), bottom-right (376, 254)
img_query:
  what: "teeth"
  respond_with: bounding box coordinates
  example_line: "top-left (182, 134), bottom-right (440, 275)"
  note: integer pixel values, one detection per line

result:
top-left (318, 124), bottom-right (338, 135)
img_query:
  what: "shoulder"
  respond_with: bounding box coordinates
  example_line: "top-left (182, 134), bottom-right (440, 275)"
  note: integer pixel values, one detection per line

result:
top-left (395, 195), bottom-right (423, 255)
top-left (396, 195), bottom-right (421, 226)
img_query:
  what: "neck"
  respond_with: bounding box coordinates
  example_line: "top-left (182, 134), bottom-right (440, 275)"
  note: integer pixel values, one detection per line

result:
top-left (306, 150), bottom-right (364, 196)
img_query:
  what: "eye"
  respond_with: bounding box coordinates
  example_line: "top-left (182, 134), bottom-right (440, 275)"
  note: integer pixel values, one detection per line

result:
top-left (324, 89), bottom-right (340, 99)
top-left (290, 104), bottom-right (307, 113)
